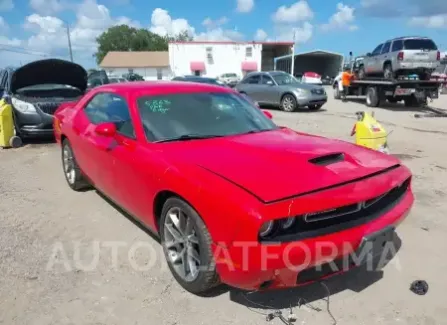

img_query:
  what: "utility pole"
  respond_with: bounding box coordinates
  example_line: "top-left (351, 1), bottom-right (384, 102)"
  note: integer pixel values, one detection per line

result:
top-left (66, 24), bottom-right (73, 62)
top-left (291, 31), bottom-right (296, 76)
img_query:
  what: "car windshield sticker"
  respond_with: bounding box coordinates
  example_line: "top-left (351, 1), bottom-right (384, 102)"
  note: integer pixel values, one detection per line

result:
top-left (144, 99), bottom-right (171, 113)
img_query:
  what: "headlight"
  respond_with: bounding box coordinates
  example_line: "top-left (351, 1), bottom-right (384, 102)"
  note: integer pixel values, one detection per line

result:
top-left (259, 221), bottom-right (275, 238)
top-left (11, 98), bottom-right (36, 113)
top-left (281, 217), bottom-right (295, 229)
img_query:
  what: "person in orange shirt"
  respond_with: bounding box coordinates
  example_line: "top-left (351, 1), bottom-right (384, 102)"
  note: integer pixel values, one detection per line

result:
top-left (341, 67), bottom-right (354, 101)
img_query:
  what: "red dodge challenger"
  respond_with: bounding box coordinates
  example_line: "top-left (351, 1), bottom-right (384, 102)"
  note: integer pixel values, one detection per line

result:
top-left (54, 81), bottom-right (413, 294)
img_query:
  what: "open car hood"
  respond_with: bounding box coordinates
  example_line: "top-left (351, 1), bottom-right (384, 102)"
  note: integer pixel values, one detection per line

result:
top-left (11, 59), bottom-right (87, 93)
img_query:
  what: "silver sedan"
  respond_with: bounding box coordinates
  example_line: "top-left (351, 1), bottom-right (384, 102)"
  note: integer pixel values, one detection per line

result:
top-left (235, 71), bottom-right (327, 112)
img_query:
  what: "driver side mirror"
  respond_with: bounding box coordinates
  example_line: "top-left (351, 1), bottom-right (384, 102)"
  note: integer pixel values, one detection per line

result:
top-left (366, 52), bottom-right (372, 57)
top-left (263, 110), bottom-right (273, 119)
top-left (95, 122), bottom-right (117, 137)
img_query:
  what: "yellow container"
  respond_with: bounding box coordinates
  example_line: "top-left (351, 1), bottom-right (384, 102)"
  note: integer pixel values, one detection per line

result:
top-left (0, 98), bottom-right (15, 148)
top-left (351, 111), bottom-right (389, 153)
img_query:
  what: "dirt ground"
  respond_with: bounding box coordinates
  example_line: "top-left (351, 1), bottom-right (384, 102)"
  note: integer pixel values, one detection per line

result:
top-left (1, 89), bottom-right (447, 325)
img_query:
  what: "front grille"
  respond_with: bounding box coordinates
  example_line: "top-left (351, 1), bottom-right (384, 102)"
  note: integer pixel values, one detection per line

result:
top-left (36, 102), bottom-right (60, 115)
top-left (261, 177), bottom-right (411, 243)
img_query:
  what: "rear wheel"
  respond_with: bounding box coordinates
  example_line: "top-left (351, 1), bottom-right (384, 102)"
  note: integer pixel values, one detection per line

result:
top-left (61, 139), bottom-right (90, 191)
top-left (383, 63), bottom-right (395, 80)
top-left (366, 86), bottom-right (380, 107)
top-left (404, 96), bottom-right (419, 107)
top-left (160, 197), bottom-right (219, 295)
top-left (280, 94), bottom-right (297, 112)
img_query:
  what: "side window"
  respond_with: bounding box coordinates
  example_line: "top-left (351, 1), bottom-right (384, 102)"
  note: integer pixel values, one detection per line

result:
top-left (0, 70), bottom-right (6, 88)
top-left (84, 93), bottom-right (135, 138)
top-left (261, 75), bottom-right (274, 84)
top-left (372, 44), bottom-right (383, 56)
top-left (245, 75), bottom-right (261, 84)
top-left (391, 40), bottom-right (403, 52)
top-left (381, 42), bottom-right (391, 54)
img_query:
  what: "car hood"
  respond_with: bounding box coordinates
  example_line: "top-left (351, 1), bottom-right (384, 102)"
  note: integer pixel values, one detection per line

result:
top-left (11, 59), bottom-right (87, 93)
top-left (161, 128), bottom-right (401, 203)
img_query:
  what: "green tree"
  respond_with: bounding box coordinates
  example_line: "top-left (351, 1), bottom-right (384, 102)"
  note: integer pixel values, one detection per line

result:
top-left (94, 25), bottom-right (193, 65)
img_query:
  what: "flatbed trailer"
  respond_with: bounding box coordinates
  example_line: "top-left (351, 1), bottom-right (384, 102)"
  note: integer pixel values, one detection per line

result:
top-left (332, 77), bottom-right (441, 108)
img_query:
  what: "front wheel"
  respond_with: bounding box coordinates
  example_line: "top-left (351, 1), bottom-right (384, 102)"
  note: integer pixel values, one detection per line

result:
top-left (61, 139), bottom-right (90, 191)
top-left (160, 197), bottom-right (219, 295)
top-left (280, 94), bottom-right (297, 112)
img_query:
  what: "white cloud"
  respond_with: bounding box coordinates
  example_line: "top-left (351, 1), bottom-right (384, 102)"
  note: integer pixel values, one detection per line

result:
top-left (29, 0), bottom-right (64, 15)
top-left (236, 0), bottom-right (254, 13)
top-left (409, 14), bottom-right (447, 28)
top-left (0, 0), bottom-right (13, 11)
top-left (195, 28), bottom-right (244, 41)
top-left (0, 15), bottom-right (7, 33)
top-left (254, 28), bottom-right (268, 41)
top-left (272, 1), bottom-right (313, 23)
top-left (275, 22), bottom-right (313, 43)
top-left (149, 8), bottom-right (195, 37)
top-left (321, 3), bottom-right (358, 31)
top-left (202, 16), bottom-right (228, 29)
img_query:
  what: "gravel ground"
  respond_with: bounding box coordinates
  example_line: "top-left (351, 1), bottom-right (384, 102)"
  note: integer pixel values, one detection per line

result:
top-left (1, 89), bottom-right (447, 325)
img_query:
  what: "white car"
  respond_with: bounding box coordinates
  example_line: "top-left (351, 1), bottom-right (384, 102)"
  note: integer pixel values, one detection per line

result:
top-left (302, 72), bottom-right (323, 85)
top-left (218, 73), bottom-right (240, 86)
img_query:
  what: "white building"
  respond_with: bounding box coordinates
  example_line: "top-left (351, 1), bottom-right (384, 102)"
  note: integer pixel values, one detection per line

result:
top-left (169, 41), bottom-right (293, 79)
top-left (100, 51), bottom-right (172, 80)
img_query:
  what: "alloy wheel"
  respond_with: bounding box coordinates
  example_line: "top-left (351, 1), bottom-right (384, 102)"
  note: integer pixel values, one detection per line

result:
top-left (163, 207), bottom-right (201, 282)
top-left (282, 96), bottom-right (295, 112)
top-left (63, 145), bottom-right (76, 185)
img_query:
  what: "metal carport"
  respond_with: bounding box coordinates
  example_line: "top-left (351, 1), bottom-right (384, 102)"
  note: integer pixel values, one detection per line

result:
top-left (274, 50), bottom-right (344, 79)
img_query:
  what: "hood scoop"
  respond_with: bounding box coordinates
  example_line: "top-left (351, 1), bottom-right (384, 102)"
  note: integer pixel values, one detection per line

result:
top-left (309, 153), bottom-right (345, 166)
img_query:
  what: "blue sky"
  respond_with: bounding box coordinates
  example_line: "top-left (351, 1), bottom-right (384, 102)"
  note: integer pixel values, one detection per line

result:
top-left (0, 0), bottom-right (446, 68)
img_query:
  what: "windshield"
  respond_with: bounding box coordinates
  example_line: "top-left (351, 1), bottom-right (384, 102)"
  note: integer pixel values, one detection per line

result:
top-left (136, 92), bottom-right (278, 142)
top-left (227, 73), bottom-right (237, 77)
top-left (404, 39), bottom-right (437, 50)
top-left (271, 73), bottom-right (300, 85)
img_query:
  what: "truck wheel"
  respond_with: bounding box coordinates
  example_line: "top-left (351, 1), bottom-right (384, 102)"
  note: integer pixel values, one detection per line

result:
top-left (334, 85), bottom-right (341, 99)
top-left (383, 64), bottom-right (395, 80)
top-left (62, 139), bottom-right (90, 191)
top-left (404, 96), bottom-right (418, 107)
top-left (280, 94), bottom-right (297, 112)
top-left (366, 86), bottom-right (380, 107)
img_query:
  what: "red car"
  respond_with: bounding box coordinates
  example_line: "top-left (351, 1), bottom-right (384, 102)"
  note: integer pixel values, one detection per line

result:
top-left (54, 81), bottom-right (413, 294)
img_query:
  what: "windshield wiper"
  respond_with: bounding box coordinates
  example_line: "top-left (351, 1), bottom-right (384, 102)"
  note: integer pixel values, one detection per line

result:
top-left (154, 134), bottom-right (224, 143)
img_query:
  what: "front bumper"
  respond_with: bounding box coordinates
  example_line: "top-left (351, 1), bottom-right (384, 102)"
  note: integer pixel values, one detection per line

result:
top-left (213, 168), bottom-right (413, 291)
top-left (296, 95), bottom-right (327, 107)
top-left (14, 108), bottom-right (55, 138)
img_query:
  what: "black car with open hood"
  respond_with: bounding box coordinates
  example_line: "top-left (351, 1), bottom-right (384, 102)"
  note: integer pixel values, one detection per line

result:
top-left (1, 58), bottom-right (88, 140)
top-left (10, 59), bottom-right (87, 93)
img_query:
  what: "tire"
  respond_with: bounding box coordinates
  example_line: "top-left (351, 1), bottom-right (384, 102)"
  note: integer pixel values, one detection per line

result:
top-left (308, 104), bottom-right (323, 111)
top-left (160, 197), bottom-right (219, 295)
top-left (358, 65), bottom-right (366, 79)
top-left (418, 72), bottom-right (430, 81)
top-left (366, 86), bottom-right (380, 107)
top-left (383, 63), bottom-right (395, 80)
top-left (61, 139), bottom-right (90, 191)
top-left (334, 85), bottom-right (341, 99)
top-left (280, 94), bottom-right (297, 112)
top-left (404, 96), bottom-right (418, 107)
top-left (9, 136), bottom-right (22, 148)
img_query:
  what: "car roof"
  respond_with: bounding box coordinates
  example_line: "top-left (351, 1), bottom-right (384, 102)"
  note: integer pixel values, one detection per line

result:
top-left (387, 36), bottom-right (432, 42)
top-left (92, 81), bottom-right (232, 94)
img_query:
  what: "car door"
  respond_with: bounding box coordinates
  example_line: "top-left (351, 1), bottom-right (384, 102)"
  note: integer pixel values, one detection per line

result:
top-left (259, 75), bottom-right (280, 104)
top-left (379, 41), bottom-right (391, 70)
top-left (239, 74), bottom-right (262, 102)
top-left (71, 92), bottom-right (121, 194)
top-left (365, 44), bottom-right (383, 74)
